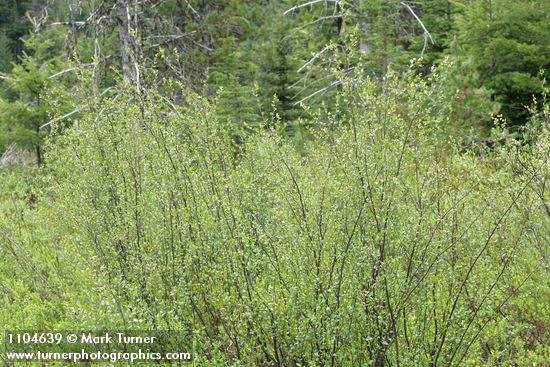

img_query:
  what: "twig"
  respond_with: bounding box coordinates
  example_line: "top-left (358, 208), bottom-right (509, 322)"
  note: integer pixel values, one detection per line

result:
top-left (299, 14), bottom-right (348, 29)
top-left (40, 87), bottom-right (115, 129)
top-left (298, 46), bottom-right (330, 73)
top-left (294, 79), bottom-right (342, 105)
top-left (182, 0), bottom-right (201, 18)
top-left (40, 108), bottom-right (83, 130)
top-left (51, 21), bottom-right (88, 26)
top-left (48, 63), bottom-right (95, 79)
top-left (284, 0), bottom-right (354, 16)
top-left (400, 2), bottom-right (435, 55)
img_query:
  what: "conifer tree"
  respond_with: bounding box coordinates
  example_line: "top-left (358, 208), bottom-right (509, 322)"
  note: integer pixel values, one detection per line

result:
top-left (455, 0), bottom-right (550, 128)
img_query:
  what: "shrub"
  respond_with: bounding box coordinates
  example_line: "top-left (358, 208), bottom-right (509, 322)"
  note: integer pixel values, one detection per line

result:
top-left (43, 70), bottom-right (548, 365)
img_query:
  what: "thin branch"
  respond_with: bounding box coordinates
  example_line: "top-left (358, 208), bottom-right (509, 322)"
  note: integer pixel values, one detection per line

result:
top-left (40, 108), bottom-right (83, 130)
top-left (298, 46), bottom-right (331, 73)
top-left (51, 21), bottom-right (88, 27)
top-left (48, 63), bottom-right (95, 79)
top-left (291, 73), bottom-right (337, 99)
top-left (86, 0), bottom-right (107, 22)
top-left (181, 0), bottom-right (201, 18)
top-left (293, 79), bottom-right (342, 105)
top-left (146, 33), bottom-right (195, 40)
top-left (284, 0), bottom-right (354, 16)
top-left (40, 87), bottom-right (115, 130)
top-left (299, 14), bottom-right (348, 29)
top-left (400, 2), bottom-right (436, 54)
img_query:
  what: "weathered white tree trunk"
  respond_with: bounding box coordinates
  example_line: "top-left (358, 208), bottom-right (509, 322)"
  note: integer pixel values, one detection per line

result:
top-left (359, 1), bottom-right (371, 54)
top-left (117, 0), bottom-right (139, 86)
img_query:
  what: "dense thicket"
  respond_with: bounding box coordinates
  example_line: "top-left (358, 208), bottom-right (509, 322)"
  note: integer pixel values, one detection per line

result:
top-left (2, 66), bottom-right (549, 365)
top-left (1, 0), bottom-right (549, 366)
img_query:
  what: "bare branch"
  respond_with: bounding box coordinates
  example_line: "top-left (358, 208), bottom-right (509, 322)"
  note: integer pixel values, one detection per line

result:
top-left (400, 2), bottom-right (436, 54)
top-left (298, 46), bottom-right (331, 73)
top-left (181, 0), bottom-right (201, 19)
top-left (294, 79), bottom-right (342, 105)
top-left (51, 21), bottom-right (88, 27)
top-left (48, 63), bottom-right (95, 79)
top-left (40, 87), bottom-right (115, 130)
top-left (40, 108), bottom-right (83, 130)
top-left (291, 73), bottom-right (338, 99)
top-left (299, 14), bottom-right (349, 29)
top-left (144, 31), bottom-right (212, 51)
top-left (284, 0), bottom-right (354, 16)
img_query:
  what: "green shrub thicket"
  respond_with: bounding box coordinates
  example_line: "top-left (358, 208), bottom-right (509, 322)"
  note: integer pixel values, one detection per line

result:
top-left (0, 167), bottom-right (93, 332)
top-left (1, 67), bottom-right (548, 365)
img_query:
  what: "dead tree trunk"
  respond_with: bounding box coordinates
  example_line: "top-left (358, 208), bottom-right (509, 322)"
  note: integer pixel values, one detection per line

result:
top-left (117, 0), bottom-right (139, 86)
